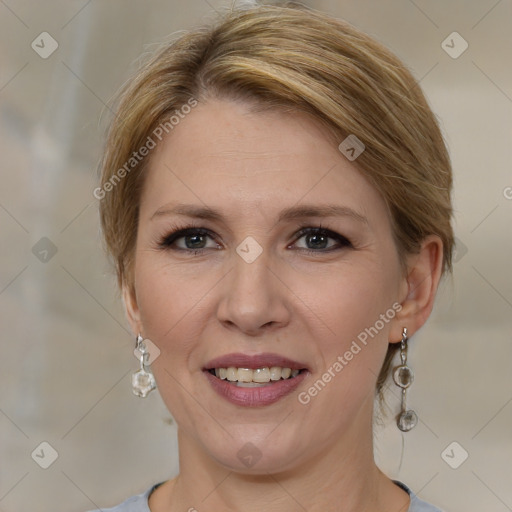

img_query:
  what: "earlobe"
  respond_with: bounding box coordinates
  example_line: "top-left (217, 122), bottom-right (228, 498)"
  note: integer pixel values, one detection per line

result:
top-left (390, 235), bottom-right (444, 342)
top-left (122, 282), bottom-right (142, 336)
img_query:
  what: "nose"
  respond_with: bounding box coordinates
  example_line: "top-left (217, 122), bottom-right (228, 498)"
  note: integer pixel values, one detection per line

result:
top-left (216, 247), bottom-right (291, 336)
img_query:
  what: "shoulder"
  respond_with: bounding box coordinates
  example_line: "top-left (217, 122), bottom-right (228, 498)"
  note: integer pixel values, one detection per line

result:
top-left (84, 483), bottom-right (163, 512)
top-left (393, 480), bottom-right (445, 512)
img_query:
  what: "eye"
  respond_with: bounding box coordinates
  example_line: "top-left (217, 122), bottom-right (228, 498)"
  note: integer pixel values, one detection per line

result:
top-left (156, 223), bottom-right (353, 255)
top-left (157, 226), bottom-right (220, 253)
top-left (291, 226), bottom-right (353, 253)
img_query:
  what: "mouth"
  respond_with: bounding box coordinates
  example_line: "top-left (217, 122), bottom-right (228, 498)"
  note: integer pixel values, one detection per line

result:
top-left (202, 353), bottom-right (309, 406)
top-left (206, 366), bottom-right (307, 386)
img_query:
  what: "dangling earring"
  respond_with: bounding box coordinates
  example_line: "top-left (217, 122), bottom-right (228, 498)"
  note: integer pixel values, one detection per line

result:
top-left (132, 334), bottom-right (156, 398)
top-left (393, 327), bottom-right (418, 431)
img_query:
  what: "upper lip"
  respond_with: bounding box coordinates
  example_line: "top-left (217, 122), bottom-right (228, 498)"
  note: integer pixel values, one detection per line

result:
top-left (203, 352), bottom-right (309, 371)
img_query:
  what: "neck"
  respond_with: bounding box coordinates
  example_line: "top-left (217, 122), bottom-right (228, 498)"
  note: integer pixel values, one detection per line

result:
top-left (153, 397), bottom-right (409, 512)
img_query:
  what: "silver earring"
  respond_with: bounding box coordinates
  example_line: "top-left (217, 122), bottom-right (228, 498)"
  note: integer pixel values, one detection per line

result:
top-left (393, 328), bottom-right (418, 432)
top-left (132, 334), bottom-right (156, 398)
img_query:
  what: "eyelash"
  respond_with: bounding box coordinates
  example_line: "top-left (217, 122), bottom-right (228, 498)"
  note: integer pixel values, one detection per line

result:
top-left (156, 222), bottom-right (353, 256)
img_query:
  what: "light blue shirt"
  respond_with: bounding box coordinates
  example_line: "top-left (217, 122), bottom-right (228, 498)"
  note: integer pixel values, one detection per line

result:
top-left (86, 479), bottom-right (444, 511)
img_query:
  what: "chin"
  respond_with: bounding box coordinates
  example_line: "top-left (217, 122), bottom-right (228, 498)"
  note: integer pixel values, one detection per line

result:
top-left (205, 431), bottom-right (305, 475)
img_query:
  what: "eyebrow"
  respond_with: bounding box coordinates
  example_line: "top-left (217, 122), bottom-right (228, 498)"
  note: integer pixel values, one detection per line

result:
top-left (151, 203), bottom-right (368, 225)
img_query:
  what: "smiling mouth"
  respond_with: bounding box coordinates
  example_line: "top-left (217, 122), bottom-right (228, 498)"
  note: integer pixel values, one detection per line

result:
top-left (207, 366), bottom-right (307, 386)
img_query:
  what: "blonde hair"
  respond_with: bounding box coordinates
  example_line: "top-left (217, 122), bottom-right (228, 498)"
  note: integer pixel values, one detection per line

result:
top-left (97, 2), bottom-right (453, 403)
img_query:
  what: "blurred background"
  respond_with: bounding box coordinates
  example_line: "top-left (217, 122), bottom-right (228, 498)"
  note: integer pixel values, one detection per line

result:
top-left (0, 1), bottom-right (511, 511)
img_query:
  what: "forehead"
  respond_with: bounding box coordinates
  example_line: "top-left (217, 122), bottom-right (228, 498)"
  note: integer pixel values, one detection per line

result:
top-left (139, 98), bottom-right (388, 226)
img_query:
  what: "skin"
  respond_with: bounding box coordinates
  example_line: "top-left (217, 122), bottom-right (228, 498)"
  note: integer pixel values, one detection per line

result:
top-left (123, 97), bottom-right (444, 512)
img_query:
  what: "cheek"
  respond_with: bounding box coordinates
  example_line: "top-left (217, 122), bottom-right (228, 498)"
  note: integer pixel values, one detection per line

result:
top-left (301, 258), bottom-right (399, 398)
top-left (133, 257), bottom-right (206, 362)
top-left (133, 259), bottom-right (207, 424)
top-left (296, 266), bottom-right (395, 415)
top-left (135, 250), bottom-right (214, 323)
top-left (315, 260), bottom-right (396, 341)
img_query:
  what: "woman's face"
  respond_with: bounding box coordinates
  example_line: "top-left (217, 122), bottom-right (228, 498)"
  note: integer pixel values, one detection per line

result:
top-left (126, 98), bottom-right (408, 473)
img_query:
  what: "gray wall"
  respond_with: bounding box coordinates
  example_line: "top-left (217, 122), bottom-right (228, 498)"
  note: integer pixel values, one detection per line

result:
top-left (1, 1), bottom-right (511, 511)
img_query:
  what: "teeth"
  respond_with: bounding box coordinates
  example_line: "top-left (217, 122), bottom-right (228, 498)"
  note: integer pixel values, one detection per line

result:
top-left (269, 366), bottom-right (282, 381)
top-left (226, 367), bottom-right (237, 381)
top-left (253, 367), bottom-right (270, 383)
top-left (237, 368), bottom-right (253, 382)
top-left (213, 366), bottom-right (301, 383)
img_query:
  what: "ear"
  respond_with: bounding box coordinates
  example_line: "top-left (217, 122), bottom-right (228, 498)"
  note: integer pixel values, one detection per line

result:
top-left (122, 282), bottom-right (142, 337)
top-left (389, 234), bottom-right (444, 342)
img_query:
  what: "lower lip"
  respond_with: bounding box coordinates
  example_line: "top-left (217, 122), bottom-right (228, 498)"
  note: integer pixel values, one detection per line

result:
top-left (204, 370), bottom-right (308, 407)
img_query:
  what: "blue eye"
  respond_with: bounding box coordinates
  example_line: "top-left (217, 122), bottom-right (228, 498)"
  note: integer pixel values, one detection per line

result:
top-left (293, 227), bottom-right (353, 253)
top-left (158, 227), bottom-right (218, 253)
top-left (157, 224), bottom-right (352, 255)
